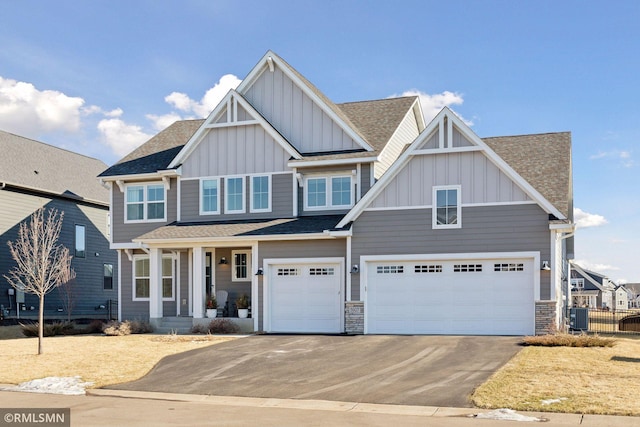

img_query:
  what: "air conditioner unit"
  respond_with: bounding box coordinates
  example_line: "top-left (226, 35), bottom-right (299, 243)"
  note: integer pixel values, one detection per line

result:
top-left (569, 308), bottom-right (589, 331)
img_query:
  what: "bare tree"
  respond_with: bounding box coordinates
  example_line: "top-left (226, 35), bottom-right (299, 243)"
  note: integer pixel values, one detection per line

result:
top-left (4, 208), bottom-right (73, 354)
top-left (57, 267), bottom-right (77, 322)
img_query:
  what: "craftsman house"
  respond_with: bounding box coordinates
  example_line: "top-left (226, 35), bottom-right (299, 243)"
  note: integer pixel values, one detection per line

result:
top-left (99, 51), bottom-right (574, 335)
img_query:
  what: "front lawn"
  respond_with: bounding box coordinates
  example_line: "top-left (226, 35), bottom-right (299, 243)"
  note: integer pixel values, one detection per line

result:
top-left (472, 337), bottom-right (640, 416)
top-left (0, 333), bottom-right (234, 388)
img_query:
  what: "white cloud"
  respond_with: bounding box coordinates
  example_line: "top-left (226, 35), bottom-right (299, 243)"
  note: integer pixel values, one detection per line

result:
top-left (146, 112), bottom-right (184, 131)
top-left (574, 208), bottom-right (608, 229)
top-left (390, 90), bottom-right (472, 126)
top-left (97, 118), bottom-right (152, 158)
top-left (590, 150), bottom-right (634, 168)
top-left (0, 76), bottom-right (85, 137)
top-left (164, 74), bottom-right (241, 118)
top-left (573, 259), bottom-right (620, 273)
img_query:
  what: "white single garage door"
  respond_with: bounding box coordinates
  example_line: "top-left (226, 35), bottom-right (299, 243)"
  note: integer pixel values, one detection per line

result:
top-left (267, 261), bottom-right (342, 333)
top-left (366, 258), bottom-right (535, 335)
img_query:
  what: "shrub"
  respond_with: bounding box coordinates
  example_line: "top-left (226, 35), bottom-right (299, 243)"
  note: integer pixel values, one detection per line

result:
top-left (191, 319), bottom-right (240, 335)
top-left (20, 321), bottom-right (75, 337)
top-left (102, 320), bottom-right (153, 336)
top-left (523, 333), bottom-right (616, 347)
top-left (85, 319), bottom-right (106, 334)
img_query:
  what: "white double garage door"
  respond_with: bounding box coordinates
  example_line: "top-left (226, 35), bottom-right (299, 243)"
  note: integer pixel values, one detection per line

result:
top-left (264, 254), bottom-right (537, 335)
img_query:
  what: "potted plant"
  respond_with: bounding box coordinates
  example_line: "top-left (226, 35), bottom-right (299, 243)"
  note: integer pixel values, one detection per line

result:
top-left (236, 293), bottom-right (250, 318)
top-left (206, 296), bottom-right (218, 318)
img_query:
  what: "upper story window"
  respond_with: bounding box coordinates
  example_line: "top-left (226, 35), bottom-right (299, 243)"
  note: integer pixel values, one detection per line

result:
top-left (225, 177), bottom-right (245, 214)
top-left (133, 255), bottom-right (174, 301)
top-left (75, 224), bottom-right (85, 258)
top-left (433, 185), bottom-right (461, 229)
top-left (103, 263), bottom-right (113, 290)
top-left (304, 175), bottom-right (353, 211)
top-left (250, 175), bottom-right (271, 213)
top-left (571, 278), bottom-right (585, 289)
top-left (200, 178), bottom-right (220, 215)
top-left (126, 183), bottom-right (166, 222)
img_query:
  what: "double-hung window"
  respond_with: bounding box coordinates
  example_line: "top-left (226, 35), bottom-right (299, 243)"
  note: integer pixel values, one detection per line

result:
top-left (225, 177), bottom-right (245, 214)
top-left (232, 250), bottom-right (251, 282)
top-left (250, 175), bottom-right (271, 212)
top-left (126, 183), bottom-right (166, 222)
top-left (75, 224), bottom-right (85, 258)
top-left (433, 185), bottom-right (461, 229)
top-left (200, 178), bottom-right (220, 215)
top-left (304, 175), bottom-right (352, 210)
top-left (133, 255), bottom-right (174, 300)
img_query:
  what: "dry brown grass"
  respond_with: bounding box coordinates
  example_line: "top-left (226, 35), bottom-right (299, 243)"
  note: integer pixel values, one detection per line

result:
top-left (0, 334), bottom-right (234, 388)
top-left (472, 338), bottom-right (640, 415)
top-left (522, 333), bottom-right (616, 347)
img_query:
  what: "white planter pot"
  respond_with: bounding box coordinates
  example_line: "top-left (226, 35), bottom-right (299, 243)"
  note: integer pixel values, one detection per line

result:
top-left (206, 309), bottom-right (217, 318)
top-left (238, 308), bottom-right (249, 318)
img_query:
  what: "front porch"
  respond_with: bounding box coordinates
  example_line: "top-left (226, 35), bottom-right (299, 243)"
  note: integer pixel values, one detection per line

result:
top-left (142, 243), bottom-right (259, 332)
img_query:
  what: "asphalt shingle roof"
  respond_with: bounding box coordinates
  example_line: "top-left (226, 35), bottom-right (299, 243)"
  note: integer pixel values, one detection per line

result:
top-left (0, 130), bottom-right (109, 204)
top-left (483, 132), bottom-right (572, 219)
top-left (134, 215), bottom-right (346, 241)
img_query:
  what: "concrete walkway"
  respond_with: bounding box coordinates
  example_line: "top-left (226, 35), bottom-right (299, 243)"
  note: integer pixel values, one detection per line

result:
top-left (1, 390), bottom-right (638, 427)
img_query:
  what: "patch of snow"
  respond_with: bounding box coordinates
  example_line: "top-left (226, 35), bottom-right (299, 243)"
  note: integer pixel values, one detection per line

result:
top-left (473, 408), bottom-right (544, 422)
top-left (541, 397), bottom-right (567, 405)
top-left (1, 376), bottom-right (93, 395)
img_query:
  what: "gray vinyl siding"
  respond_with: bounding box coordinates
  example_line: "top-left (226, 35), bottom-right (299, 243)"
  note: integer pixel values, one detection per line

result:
top-left (375, 108), bottom-right (421, 179)
top-left (371, 151), bottom-right (531, 209)
top-left (119, 250), bottom-right (148, 320)
top-left (256, 239), bottom-right (347, 331)
top-left (0, 188), bottom-right (117, 319)
top-left (180, 173), bottom-right (294, 221)
top-left (244, 65), bottom-right (362, 153)
top-left (213, 247), bottom-right (252, 316)
top-left (112, 178), bottom-right (178, 244)
top-left (180, 125), bottom-right (293, 178)
top-left (360, 163), bottom-right (373, 196)
top-left (351, 204), bottom-right (551, 301)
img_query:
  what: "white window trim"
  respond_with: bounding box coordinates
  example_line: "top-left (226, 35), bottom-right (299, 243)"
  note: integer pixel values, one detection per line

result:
top-left (224, 176), bottom-right (246, 214)
top-left (232, 250), bottom-right (252, 282)
top-left (571, 278), bottom-right (585, 289)
top-left (132, 254), bottom-right (175, 301)
top-left (124, 182), bottom-right (167, 224)
top-left (432, 185), bottom-right (461, 229)
top-left (199, 177), bottom-right (221, 216)
top-left (303, 173), bottom-right (354, 211)
top-left (250, 174), bottom-right (272, 213)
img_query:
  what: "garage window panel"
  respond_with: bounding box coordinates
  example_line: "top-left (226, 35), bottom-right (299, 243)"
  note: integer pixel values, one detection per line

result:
top-left (376, 265), bottom-right (404, 274)
top-left (494, 263), bottom-right (524, 272)
top-left (309, 267), bottom-right (335, 276)
top-left (453, 264), bottom-right (483, 272)
top-left (277, 268), bottom-right (299, 276)
top-left (415, 264), bottom-right (443, 273)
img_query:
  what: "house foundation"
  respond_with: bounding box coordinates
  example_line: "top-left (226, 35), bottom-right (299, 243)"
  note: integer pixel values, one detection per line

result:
top-left (535, 301), bottom-right (557, 335)
top-left (345, 301), bottom-right (364, 334)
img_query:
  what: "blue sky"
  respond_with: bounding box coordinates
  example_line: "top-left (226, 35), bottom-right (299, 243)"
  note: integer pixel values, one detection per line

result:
top-left (1, 0), bottom-right (639, 282)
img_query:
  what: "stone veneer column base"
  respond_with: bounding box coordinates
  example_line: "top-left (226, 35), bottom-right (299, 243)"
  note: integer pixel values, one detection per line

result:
top-left (345, 301), bottom-right (364, 334)
top-left (535, 301), bottom-right (557, 335)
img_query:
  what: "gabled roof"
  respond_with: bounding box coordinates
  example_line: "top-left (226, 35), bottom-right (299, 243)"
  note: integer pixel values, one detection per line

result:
top-left (571, 263), bottom-right (613, 292)
top-left (99, 119), bottom-right (203, 178)
top-left (337, 107), bottom-right (570, 228)
top-left (0, 129), bottom-right (109, 205)
top-left (337, 96), bottom-right (421, 152)
top-left (167, 90), bottom-right (301, 169)
top-left (236, 50), bottom-right (374, 152)
top-left (484, 132), bottom-right (572, 219)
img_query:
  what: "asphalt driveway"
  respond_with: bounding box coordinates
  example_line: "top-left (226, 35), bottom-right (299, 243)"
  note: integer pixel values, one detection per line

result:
top-left (108, 335), bottom-right (521, 407)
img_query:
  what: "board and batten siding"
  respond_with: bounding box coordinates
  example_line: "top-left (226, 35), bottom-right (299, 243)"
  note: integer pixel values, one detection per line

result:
top-left (180, 125), bottom-right (292, 178)
top-left (375, 108), bottom-right (421, 179)
top-left (0, 189), bottom-right (117, 318)
top-left (370, 151), bottom-right (531, 209)
top-left (111, 178), bottom-right (178, 244)
top-left (180, 173), bottom-right (293, 221)
top-left (256, 239), bottom-right (347, 331)
top-left (351, 204), bottom-right (551, 301)
top-left (243, 65), bottom-right (362, 153)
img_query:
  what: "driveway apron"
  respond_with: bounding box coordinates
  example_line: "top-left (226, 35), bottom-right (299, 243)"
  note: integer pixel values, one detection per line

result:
top-left (107, 335), bottom-right (521, 407)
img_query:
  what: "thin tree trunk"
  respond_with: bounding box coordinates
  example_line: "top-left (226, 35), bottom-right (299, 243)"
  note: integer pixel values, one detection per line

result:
top-left (38, 294), bottom-right (44, 355)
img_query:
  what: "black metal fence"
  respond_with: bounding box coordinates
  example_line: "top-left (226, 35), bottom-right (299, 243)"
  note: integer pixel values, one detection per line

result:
top-left (576, 308), bottom-right (640, 334)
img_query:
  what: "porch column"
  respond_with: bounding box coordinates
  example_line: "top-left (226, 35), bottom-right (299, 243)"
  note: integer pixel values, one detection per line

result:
top-left (149, 248), bottom-right (163, 322)
top-left (192, 246), bottom-right (205, 318)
